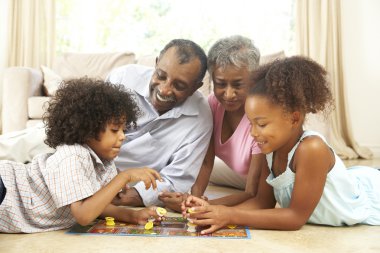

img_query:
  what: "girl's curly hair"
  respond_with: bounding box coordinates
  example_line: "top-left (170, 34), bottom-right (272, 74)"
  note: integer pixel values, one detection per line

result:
top-left (250, 56), bottom-right (333, 115)
top-left (43, 78), bottom-right (141, 148)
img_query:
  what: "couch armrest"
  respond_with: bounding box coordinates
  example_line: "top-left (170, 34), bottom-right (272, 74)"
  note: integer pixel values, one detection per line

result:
top-left (2, 67), bottom-right (43, 133)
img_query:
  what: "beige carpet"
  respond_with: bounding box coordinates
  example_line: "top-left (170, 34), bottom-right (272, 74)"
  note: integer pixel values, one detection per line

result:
top-left (1, 184), bottom-right (379, 253)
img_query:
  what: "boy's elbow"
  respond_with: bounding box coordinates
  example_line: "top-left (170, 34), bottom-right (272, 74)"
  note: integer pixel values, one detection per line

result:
top-left (75, 216), bottom-right (94, 226)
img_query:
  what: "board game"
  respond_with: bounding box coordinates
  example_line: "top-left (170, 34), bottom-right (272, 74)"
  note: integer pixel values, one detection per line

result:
top-left (67, 217), bottom-right (250, 239)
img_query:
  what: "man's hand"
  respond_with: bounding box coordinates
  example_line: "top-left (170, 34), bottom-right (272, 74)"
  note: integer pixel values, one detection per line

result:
top-left (121, 168), bottom-right (162, 190)
top-left (112, 187), bottom-right (144, 207)
top-left (158, 191), bottom-right (189, 212)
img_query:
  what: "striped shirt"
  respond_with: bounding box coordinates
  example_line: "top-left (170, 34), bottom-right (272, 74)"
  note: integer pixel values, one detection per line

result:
top-left (0, 144), bottom-right (117, 233)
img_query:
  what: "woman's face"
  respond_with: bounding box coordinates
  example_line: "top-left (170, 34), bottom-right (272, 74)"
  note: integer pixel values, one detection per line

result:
top-left (212, 65), bottom-right (250, 112)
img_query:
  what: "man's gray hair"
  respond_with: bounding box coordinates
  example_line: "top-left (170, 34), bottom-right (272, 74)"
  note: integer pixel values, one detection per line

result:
top-left (207, 35), bottom-right (260, 75)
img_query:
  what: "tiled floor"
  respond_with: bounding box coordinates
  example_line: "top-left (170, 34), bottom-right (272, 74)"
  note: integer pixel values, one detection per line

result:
top-left (0, 158), bottom-right (379, 253)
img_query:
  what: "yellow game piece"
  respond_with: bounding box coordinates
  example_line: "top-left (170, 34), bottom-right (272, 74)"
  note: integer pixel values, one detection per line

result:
top-left (156, 207), bottom-right (167, 216)
top-left (186, 221), bottom-right (197, 232)
top-left (105, 217), bottom-right (115, 226)
top-left (144, 221), bottom-right (154, 230)
top-left (186, 208), bottom-right (197, 223)
top-left (227, 224), bottom-right (237, 229)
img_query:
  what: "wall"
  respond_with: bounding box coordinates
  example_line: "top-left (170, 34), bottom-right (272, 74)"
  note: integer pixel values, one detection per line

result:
top-left (341, 0), bottom-right (380, 157)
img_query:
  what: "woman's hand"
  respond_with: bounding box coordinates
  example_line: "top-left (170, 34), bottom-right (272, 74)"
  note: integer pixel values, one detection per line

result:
top-left (180, 195), bottom-right (209, 216)
top-left (158, 191), bottom-right (189, 212)
top-left (122, 168), bottom-right (162, 190)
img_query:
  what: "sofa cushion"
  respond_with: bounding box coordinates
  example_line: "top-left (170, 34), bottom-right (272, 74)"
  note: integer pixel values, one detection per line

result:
top-left (28, 96), bottom-right (50, 119)
top-left (52, 52), bottom-right (136, 80)
top-left (40, 65), bottom-right (63, 96)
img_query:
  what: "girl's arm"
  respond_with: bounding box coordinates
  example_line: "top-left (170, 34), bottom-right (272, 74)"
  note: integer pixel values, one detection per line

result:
top-left (190, 137), bottom-right (333, 232)
top-left (191, 136), bottom-right (215, 197)
top-left (208, 153), bottom-right (266, 206)
top-left (70, 168), bottom-right (161, 226)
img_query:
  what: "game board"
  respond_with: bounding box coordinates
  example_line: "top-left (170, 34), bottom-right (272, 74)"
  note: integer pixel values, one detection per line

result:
top-left (67, 217), bottom-right (250, 239)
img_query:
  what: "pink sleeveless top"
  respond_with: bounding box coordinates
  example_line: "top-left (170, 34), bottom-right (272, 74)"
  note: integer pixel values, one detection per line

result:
top-left (208, 93), bottom-right (261, 175)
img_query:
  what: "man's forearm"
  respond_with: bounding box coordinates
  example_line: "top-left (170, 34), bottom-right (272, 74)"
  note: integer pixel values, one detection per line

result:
top-left (113, 187), bottom-right (144, 207)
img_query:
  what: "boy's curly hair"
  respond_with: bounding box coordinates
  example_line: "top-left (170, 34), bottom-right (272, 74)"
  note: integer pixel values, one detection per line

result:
top-left (250, 56), bottom-right (333, 114)
top-left (43, 78), bottom-right (141, 148)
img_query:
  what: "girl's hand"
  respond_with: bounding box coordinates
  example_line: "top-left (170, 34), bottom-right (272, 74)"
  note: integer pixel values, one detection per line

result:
top-left (185, 204), bottom-right (231, 235)
top-left (133, 206), bottom-right (162, 225)
top-left (158, 191), bottom-right (189, 212)
top-left (123, 168), bottom-right (162, 190)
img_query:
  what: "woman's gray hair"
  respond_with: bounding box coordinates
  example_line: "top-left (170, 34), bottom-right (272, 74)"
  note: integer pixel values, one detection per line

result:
top-left (207, 35), bottom-right (260, 75)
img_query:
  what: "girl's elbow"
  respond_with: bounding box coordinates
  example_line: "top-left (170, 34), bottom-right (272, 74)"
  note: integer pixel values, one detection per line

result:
top-left (287, 216), bottom-right (308, 231)
top-left (287, 222), bottom-right (305, 231)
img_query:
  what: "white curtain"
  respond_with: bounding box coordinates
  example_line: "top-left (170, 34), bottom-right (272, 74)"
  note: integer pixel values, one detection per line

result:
top-left (0, 0), bottom-right (55, 133)
top-left (296, 0), bottom-right (372, 159)
top-left (5, 0), bottom-right (56, 68)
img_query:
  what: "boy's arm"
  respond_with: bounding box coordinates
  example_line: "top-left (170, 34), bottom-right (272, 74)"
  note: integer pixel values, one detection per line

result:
top-left (70, 171), bottom-right (134, 225)
top-left (99, 204), bottom-right (159, 225)
top-left (70, 169), bottom-right (160, 226)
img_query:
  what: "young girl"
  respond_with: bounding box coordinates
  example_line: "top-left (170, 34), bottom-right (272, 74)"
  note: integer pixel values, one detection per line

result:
top-left (159, 35), bottom-right (265, 211)
top-left (182, 56), bottom-right (380, 233)
top-left (0, 78), bottom-right (163, 233)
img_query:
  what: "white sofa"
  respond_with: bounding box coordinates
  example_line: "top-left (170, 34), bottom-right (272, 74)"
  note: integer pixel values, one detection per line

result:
top-left (1, 51), bottom-right (282, 134)
top-left (1, 52), bottom-right (139, 133)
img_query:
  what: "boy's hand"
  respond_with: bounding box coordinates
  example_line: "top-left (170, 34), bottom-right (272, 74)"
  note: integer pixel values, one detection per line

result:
top-left (123, 168), bottom-right (162, 190)
top-left (133, 206), bottom-right (163, 225)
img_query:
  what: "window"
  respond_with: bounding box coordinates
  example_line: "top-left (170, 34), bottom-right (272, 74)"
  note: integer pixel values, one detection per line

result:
top-left (56, 0), bottom-right (295, 57)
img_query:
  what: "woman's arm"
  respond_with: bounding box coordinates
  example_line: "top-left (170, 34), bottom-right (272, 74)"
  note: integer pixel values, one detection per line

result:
top-left (70, 168), bottom-right (161, 226)
top-left (191, 136), bottom-right (215, 197)
top-left (208, 153), bottom-right (265, 206)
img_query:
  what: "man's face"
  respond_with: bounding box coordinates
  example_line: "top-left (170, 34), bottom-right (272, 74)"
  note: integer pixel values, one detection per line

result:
top-left (149, 47), bottom-right (202, 115)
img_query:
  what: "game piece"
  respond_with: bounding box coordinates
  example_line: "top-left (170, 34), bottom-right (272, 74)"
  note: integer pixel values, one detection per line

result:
top-left (227, 224), bottom-right (237, 229)
top-left (186, 208), bottom-right (197, 231)
top-left (105, 217), bottom-right (115, 226)
top-left (144, 221), bottom-right (154, 230)
top-left (186, 221), bottom-right (197, 233)
top-left (186, 207), bottom-right (196, 223)
top-left (145, 216), bottom-right (155, 230)
top-left (156, 207), bottom-right (167, 217)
